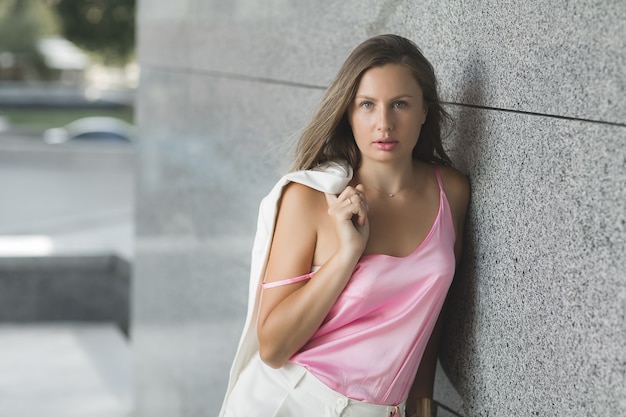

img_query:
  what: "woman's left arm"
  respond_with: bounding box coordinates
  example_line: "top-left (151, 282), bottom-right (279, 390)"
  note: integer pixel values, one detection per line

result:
top-left (406, 166), bottom-right (470, 416)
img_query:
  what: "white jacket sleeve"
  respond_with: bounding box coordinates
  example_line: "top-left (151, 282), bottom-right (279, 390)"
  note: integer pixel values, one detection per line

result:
top-left (218, 161), bottom-right (352, 416)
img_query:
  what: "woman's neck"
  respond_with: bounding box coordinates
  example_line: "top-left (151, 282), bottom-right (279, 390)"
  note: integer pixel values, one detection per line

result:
top-left (355, 159), bottom-right (417, 197)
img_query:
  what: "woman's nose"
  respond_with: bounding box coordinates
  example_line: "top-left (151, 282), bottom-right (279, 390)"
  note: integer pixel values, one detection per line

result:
top-left (377, 108), bottom-right (394, 133)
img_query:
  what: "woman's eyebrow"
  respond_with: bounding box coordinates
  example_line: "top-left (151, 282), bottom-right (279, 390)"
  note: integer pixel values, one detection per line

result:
top-left (355, 94), bottom-right (413, 101)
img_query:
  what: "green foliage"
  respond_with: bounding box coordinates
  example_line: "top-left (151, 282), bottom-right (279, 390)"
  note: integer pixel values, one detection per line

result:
top-left (0, 0), bottom-right (135, 78)
top-left (54, 0), bottom-right (135, 65)
top-left (0, 3), bottom-right (36, 49)
top-left (0, 0), bottom-right (57, 79)
top-left (0, 0), bottom-right (61, 51)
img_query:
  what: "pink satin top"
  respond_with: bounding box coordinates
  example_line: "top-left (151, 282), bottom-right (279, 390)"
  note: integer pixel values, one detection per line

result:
top-left (263, 167), bottom-right (457, 406)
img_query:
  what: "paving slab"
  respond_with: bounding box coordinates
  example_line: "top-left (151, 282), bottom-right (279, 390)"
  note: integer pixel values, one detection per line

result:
top-left (0, 323), bottom-right (132, 417)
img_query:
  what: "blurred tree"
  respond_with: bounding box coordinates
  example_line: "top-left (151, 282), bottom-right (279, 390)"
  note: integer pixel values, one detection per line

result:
top-left (53, 0), bottom-right (135, 65)
top-left (0, 0), bottom-right (58, 80)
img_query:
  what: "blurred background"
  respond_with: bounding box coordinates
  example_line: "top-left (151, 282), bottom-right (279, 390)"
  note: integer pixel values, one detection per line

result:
top-left (1, 1), bottom-right (623, 417)
top-left (0, 0), bottom-right (135, 415)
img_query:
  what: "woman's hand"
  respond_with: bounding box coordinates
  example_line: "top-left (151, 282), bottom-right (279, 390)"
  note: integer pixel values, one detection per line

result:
top-left (324, 184), bottom-right (370, 261)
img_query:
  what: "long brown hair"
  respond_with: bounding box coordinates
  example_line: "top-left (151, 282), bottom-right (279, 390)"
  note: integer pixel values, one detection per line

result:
top-left (291, 34), bottom-right (451, 171)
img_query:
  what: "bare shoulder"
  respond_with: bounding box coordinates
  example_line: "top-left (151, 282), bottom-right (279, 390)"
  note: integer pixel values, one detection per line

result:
top-left (280, 182), bottom-right (325, 211)
top-left (436, 165), bottom-right (470, 261)
top-left (276, 181), bottom-right (326, 228)
top-left (437, 165), bottom-right (470, 219)
top-left (438, 165), bottom-right (469, 199)
top-left (264, 182), bottom-right (325, 282)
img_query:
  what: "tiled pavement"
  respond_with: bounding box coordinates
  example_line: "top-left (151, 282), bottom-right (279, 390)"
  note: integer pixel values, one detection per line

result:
top-left (0, 323), bottom-right (132, 417)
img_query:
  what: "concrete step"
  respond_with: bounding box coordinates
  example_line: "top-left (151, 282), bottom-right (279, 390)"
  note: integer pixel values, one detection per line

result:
top-left (0, 255), bottom-right (131, 335)
top-left (0, 323), bottom-right (132, 417)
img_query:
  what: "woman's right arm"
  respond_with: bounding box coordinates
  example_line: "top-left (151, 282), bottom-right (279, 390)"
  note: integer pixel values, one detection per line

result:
top-left (257, 182), bottom-right (368, 368)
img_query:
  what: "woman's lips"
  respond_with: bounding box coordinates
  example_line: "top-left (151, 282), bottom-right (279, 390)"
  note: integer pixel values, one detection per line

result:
top-left (374, 138), bottom-right (398, 151)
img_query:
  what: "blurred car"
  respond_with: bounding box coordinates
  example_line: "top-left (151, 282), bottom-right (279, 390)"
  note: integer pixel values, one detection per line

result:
top-left (43, 117), bottom-right (135, 145)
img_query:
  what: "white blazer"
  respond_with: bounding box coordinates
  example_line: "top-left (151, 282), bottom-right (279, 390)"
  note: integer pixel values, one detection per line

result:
top-left (219, 161), bottom-right (353, 416)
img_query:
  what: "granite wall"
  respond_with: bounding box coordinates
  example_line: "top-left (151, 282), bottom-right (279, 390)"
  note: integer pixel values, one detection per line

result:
top-left (133, 1), bottom-right (625, 416)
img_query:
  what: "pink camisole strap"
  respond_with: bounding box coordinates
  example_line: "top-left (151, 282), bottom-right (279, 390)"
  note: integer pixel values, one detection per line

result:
top-left (434, 165), bottom-right (444, 191)
top-left (262, 268), bottom-right (319, 289)
top-left (261, 272), bottom-right (313, 289)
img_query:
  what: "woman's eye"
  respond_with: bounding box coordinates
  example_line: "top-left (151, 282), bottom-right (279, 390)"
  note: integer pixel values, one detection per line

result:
top-left (393, 101), bottom-right (407, 109)
top-left (360, 102), bottom-right (373, 109)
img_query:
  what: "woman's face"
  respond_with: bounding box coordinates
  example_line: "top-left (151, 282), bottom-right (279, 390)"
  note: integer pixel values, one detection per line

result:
top-left (348, 63), bottom-right (427, 165)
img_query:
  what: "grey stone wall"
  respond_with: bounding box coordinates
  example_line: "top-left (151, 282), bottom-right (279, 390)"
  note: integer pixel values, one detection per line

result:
top-left (133, 1), bottom-right (625, 416)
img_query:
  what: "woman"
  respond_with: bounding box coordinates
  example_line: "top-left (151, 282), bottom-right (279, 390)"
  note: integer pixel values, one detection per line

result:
top-left (220, 34), bottom-right (470, 417)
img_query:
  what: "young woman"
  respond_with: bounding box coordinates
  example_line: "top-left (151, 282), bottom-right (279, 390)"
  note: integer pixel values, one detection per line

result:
top-left (220, 34), bottom-right (470, 417)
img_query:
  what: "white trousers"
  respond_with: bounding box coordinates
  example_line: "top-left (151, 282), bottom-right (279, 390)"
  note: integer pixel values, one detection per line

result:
top-left (222, 353), bottom-right (405, 417)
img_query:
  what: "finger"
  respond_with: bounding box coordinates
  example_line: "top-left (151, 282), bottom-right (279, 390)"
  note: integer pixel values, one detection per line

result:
top-left (354, 184), bottom-right (369, 211)
top-left (344, 193), bottom-right (368, 226)
top-left (336, 186), bottom-right (357, 208)
top-left (347, 193), bottom-right (363, 208)
top-left (324, 192), bottom-right (338, 206)
top-left (354, 201), bottom-right (369, 226)
top-left (325, 192), bottom-right (353, 216)
top-left (336, 186), bottom-right (356, 202)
